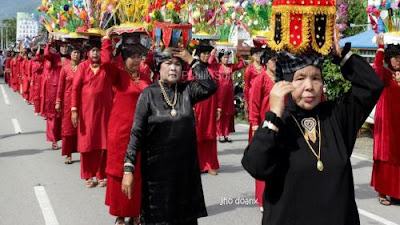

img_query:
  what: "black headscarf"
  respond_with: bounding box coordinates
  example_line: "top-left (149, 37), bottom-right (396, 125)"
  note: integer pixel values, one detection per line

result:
top-left (217, 49), bottom-right (232, 61)
top-left (275, 51), bottom-right (325, 82)
top-left (121, 44), bottom-right (148, 61)
top-left (250, 47), bottom-right (264, 56)
top-left (385, 44), bottom-right (400, 66)
top-left (260, 48), bottom-right (277, 66)
top-left (154, 48), bottom-right (184, 72)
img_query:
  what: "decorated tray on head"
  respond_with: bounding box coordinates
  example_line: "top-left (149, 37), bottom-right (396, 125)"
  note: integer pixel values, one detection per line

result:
top-left (109, 0), bottom-right (154, 35)
top-left (367, 0), bottom-right (400, 45)
top-left (268, 0), bottom-right (336, 55)
top-left (147, 1), bottom-right (193, 49)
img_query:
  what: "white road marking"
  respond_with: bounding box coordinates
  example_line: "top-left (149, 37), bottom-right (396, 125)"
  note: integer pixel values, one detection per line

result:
top-left (358, 208), bottom-right (399, 225)
top-left (11, 118), bottom-right (22, 134)
top-left (0, 85), bottom-right (10, 105)
top-left (34, 186), bottom-right (60, 225)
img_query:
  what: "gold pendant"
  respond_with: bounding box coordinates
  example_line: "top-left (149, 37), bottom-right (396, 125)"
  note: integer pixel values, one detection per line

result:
top-left (317, 160), bottom-right (324, 172)
top-left (170, 108), bottom-right (178, 117)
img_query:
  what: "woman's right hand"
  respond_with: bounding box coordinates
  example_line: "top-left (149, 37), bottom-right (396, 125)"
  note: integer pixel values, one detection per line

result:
top-left (71, 111), bottom-right (79, 128)
top-left (55, 102), bottom-right (61, 113)
top-left (269, 81), bottom-right (294, 117)
top-left (121, 173), bottom-right (134, 199)
top-left (377, 34), bottom-right (384, 46)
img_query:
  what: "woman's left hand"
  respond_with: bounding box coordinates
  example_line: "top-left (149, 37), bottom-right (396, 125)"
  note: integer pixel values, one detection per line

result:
top-left (171, 47), bottom-right (193, 64)
top-left (121, 173), bottom-right (134, 199)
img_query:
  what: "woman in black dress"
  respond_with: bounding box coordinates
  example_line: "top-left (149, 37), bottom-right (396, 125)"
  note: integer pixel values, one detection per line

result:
top-left (122, 47), bottom-right (217, 225)
top-left (242, 45), bottom-right (384, 225)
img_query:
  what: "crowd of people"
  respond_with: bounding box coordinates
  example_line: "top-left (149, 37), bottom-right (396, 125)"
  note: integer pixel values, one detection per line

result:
top-left (1, 30), bottom-right (399, 225)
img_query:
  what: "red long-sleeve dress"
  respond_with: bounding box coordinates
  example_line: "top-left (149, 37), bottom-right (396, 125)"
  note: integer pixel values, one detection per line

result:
top-left (105, 59), bottom-right (152, 217)
top-left (248, 72), bottom-right (275, 207)
top-left (244, 63), bottom-right (266, 140)
top-left (57, 62), bottom-right (79, 156)
top-left (71, 39), bottom-right (115, 180)
top-left (188, 63), bottom-right (220, 172)
top-left (43, 44), bottom-right (68, 143)
top-left (371, 45), bottom-right (400, 199)
top-left (31, 55), bottom-right (43, 114)
top-left (209, 53), bottom-right (245, 137)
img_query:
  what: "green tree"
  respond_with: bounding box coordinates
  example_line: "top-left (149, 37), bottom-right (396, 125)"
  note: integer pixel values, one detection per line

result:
top-left (322, 59), bottom-right (351, 100)
top-left (1, 17), bottom-right (17, 48)
top-left (342, 0), bottom-right (368, 37)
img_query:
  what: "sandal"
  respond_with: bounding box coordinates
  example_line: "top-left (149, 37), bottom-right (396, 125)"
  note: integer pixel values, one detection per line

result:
top-left (225, 136), bottom-right (232, 142)
top-left (128, 217), bottom-right (141, 225)
top-left (98, 179), bottom-right (107, 187)
top-left (115, 217), bottom-right (125, 225)
top-left (85, 178), bottom-right (96, 188)
top-left (52, 142), bottom-right (58, 150)
top-left (64, 156), bottom-right (72, 164)
top-left (208, 169), bottom-right (218, 175)
top-left (378, 196), bottom-right (391, 206)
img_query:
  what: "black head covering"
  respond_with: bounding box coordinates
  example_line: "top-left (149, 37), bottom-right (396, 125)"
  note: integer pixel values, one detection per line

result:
top-left (250, 47), bottom-right (264, 56)
top-left (84, 36), bottom-right (102, 51)
top-left (217, 49), bottom-right (232, 61)
top-left (193, 40), bottom-right (213, 56)
top-left (275, 51), bottom-right (325, 82)
top-left (121, 44), bottom-right (148, 61)
top-left (154, 48), bottom-right (184, 72)
top-left (68, 45), bottom-right (83, 56)
top-left (385, 44), bottom-right (400, 66)
top-left (260, 48), bottom-right (277, 65)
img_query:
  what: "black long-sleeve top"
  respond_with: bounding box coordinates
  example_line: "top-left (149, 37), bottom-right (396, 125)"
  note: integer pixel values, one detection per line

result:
top-left (242, 54), bottom-right (384, 225)
top-left (124, 60), bottom-right (217, 224)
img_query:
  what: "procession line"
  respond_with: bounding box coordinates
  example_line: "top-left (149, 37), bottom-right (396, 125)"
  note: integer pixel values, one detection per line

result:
top-left (11, 118), bottom-right (22, 134)
top-left (358, 208), bottom-right (399, 225)
top-left (34, 186), bottom-right (60, 225)
top-left (0, 85), bottom-right (10, 105)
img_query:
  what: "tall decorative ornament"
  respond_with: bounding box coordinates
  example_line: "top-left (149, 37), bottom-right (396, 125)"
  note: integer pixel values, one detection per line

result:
top-left (268, 0), bottom-right (336, 55)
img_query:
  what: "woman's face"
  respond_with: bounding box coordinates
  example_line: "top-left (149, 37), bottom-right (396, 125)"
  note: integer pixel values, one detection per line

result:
top-left (252, 52), bottom-right (262, 63)
top-left (125, 54), bottom-right (142, 70)
top-left (89, 48), bottom-right (101, 63)
top-left (221, 55), bottom-right (229, 65)
top-left (200, 52), bottom-right (210, 63)
top-left (70, 50), bottom-right (81, 62)
top-left (390, 55), bottom-right (400, 71)
top-left (267, 57), bottom-right (276, 74)
top-left (60, 45), bottom-right (68, 55)
top-left (291, 66), bottom-right (323, 110)
top-left (160, 57), bottom-right (182, 84)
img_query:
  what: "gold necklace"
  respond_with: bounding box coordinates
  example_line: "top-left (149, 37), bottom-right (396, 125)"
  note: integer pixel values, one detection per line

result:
top-left (90, 64), bottom-right (100, 74)
top-left (254, 63), bottom-right (263, 74)
top-left (291, 115), bottom-right (324, 172)
top-left (125, 66), bottom-right (140, 83)
top-left (70, 63), bottom-right (78, 72)
top-left (158, 80), bottom-right (178, 117)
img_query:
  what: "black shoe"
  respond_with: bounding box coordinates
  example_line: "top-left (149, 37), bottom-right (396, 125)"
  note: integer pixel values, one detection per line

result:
top-left (218, 137), bottom-right (226, 143)
top-left (225, 136), bottom-right (232, 142)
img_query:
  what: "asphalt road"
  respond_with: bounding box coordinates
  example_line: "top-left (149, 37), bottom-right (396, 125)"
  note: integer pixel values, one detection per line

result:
top-left (0, 81), bottom-right (399, 225)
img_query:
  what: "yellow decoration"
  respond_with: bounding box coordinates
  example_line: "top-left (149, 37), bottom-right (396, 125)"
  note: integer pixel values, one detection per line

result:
top-left (268, 4), bottom-right (336, 55)
top-left (116, 0), bottom-right (155, 24)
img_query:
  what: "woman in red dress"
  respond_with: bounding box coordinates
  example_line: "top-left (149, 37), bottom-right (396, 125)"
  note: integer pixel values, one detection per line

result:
top-left (245, 47), bottom-right (266, 141)
top-left (371, 35), bottom-right (400, 205)
top-left (43, 40), bottom-right (69, 150)
top-left (31, 47), bottom-right (44, 115)
top-left (4, 52), bottom-right (12, 87)
top-left (55, 46), bottom-right (81, 164)
top-left (190, 44), bottom-right (220, 175)
top-left (248, 49), bottom-right (276, 212)
top-left (103, 35), bottom-right (152, 225)
top-left (209, 50), bottom-right (245, 142)
top-left (71, 38), bottom-right (115, 188)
